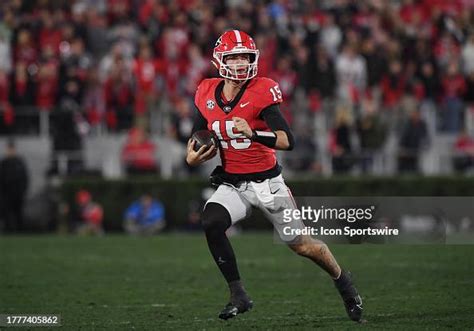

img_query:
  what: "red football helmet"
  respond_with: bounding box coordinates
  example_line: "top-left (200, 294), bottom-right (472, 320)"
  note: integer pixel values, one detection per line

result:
top-left (212, 30), bottom-right (259, 81)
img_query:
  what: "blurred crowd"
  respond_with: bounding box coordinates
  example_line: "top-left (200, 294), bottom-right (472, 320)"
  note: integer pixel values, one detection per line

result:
top-left (1, 0), bottom-right (474, 175)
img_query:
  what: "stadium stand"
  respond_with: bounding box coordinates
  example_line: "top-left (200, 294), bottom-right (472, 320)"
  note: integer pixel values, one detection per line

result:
top-left (0, 0), bottom-right (473, 186)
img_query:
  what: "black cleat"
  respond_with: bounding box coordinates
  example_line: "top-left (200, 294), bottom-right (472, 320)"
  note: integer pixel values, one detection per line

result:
top-left (334, 271), bottom-right (364, 323)
top-left (218, 296), bottom-right (253, 320)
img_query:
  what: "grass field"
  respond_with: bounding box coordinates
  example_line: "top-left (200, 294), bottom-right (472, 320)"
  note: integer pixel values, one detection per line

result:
top-left (1, 233), bottom-right (474, 330)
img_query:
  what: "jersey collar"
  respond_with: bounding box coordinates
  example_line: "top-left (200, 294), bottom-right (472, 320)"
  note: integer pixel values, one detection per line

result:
top-left (215, 79), bottom-right (252, 113)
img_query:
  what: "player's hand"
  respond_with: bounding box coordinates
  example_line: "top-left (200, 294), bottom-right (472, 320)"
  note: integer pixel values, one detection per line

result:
top-left (186, 139), bottom-right (217, 166)
top-left (232, 117), bottom-right (253, 138)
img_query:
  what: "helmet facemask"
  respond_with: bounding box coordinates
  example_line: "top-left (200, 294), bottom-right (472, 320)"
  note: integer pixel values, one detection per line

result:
top-left (213, 48), bottom-right (259, 81)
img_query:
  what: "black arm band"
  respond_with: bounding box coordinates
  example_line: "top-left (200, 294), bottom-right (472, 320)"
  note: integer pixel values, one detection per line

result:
top-left (251, 130), bottom-right (277, 148)
top-left (260, 104), bottom-right (295, 150)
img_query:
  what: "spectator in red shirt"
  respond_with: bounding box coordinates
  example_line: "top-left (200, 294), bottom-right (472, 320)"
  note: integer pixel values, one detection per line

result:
top-left (121, 126), bottom-right (158, 175)
top-left (381, 59), bottom-right (406, 109)
top-left (452, 129), bottom-right (474, 172)
top-left (73, 189), bottom-right (104, 236)
top-left (35, 47), bottom-right (59, 111)
top-left (271, 55), bottom-right (297, 123)
top-left (399, 0), bottom-right (429, 26)
top-left (156, 18), bottom-right (189, 63)
top-left (38, 9), bottom-right (62, 56)
top-left (423, 0), bottom-right (463, 18)
top-left (154, 23), bottom-right (190, 98)
top-left (184, 43), bottom-right (209, 96)
top-left (107, 0), bottom-right (131, 24)
top-left (0, 69), bottom-right (13, 131)
top-left (442, 62), bottom-right (467, 99)
top-left (132, 44), bottom-right (158, 114)
top-left (104, 54), bottom-right (134, 130)
top-left (254, 33), bottom-right (277, 78)
top-left (0, 69), bottom-right (9, 105)
top-left (271, 55), bottom-right (297, 102)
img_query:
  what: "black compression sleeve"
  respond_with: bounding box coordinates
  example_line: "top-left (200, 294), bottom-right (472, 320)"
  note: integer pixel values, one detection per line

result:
top-left (259, 104), bottom-right (295, 150)
top-left (251, 130), bottom-right (277, 147)
top-left (191, 105), bottom-right (208, 134)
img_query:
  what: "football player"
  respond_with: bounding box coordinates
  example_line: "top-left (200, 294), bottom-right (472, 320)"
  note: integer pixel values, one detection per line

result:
top-left (186, 30), bottom-right (363, 322)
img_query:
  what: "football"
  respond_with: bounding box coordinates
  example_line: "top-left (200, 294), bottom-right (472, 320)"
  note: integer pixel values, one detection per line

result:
top-left (191, 130), bottom-right (218, 152)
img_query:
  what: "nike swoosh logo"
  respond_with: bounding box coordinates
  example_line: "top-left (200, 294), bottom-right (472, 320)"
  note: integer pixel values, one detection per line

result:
top-left (270, 188), bottom-right (280, 194)
top-left (240, 102), bottom-right (250, 108)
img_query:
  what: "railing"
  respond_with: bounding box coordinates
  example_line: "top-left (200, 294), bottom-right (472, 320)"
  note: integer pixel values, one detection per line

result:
top-left (1, 107), bottom-right (472, 183)
top-left (0, 106), bottom-right (132, 137)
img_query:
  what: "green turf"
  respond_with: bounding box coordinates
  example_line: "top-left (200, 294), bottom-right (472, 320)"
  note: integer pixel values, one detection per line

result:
top-left (1, 233), bottom-right (473, 330)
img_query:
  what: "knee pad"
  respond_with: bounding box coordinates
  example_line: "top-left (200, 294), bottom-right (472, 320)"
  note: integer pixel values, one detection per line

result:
top-left (201, 202), bottom-right (231, 233)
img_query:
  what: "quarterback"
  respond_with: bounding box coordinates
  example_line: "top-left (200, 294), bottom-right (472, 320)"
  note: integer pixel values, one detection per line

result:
top-left (186, 30), bottom-right (363, 322)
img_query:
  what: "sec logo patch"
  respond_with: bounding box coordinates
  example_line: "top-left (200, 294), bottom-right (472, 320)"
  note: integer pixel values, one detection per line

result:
top-left (206, 100), bottom-right (215, 110)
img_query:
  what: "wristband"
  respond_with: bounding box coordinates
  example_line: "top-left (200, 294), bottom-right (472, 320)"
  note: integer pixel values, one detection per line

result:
top-left (251, 130), bottom-right (277, 148)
